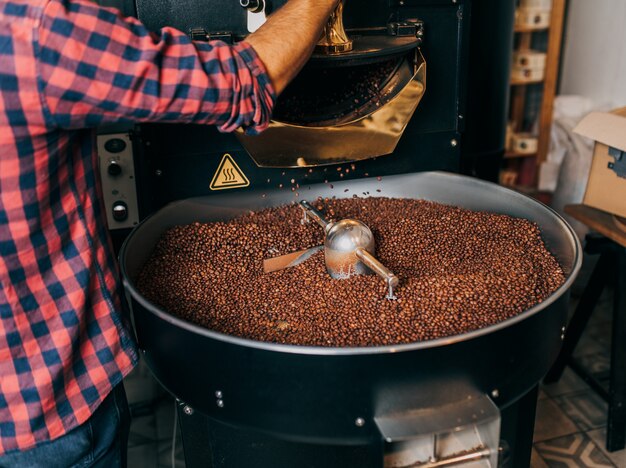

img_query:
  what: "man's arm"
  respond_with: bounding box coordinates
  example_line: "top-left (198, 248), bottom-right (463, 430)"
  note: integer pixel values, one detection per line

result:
top-left (36, 0), bottom-right (336, 133)
top-left (244, 0), bottom-right (339, 95)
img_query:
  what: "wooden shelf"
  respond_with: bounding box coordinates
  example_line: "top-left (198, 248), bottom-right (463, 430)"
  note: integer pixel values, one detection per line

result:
top-left (514, 26), bottom-right (549, 33)
top-left (508, 185), bottom-right (553, 204)
top-left (511, 78), bottom-right (544, 86)
top-left (505, 150), bottom-right (537, 159)
top-left (501, 0), bottom-right (566, 190)
top-left (509, 183), bottom-right (534, 193)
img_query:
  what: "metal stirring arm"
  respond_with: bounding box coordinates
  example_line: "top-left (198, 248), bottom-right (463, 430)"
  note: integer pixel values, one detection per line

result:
top-left (355, 248), bottom-right (398, 300)
top-left (300, 200), bottom-right (399, 300)
top-left (300, 200), bottom-right (334, 233)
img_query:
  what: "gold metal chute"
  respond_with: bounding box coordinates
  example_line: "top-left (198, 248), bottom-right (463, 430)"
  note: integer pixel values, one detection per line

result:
top-left (235, 48), bottom-right (426, 168)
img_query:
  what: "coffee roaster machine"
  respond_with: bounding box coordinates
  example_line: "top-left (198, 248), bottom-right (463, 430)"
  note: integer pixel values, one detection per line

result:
top-left (97, 0), bottom-right (515, 238)
top-left (95, 1), bottom-right (582, 467)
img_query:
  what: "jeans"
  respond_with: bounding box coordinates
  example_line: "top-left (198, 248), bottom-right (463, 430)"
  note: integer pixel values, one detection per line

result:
top-left (0, 383), bottom-right (130, 468)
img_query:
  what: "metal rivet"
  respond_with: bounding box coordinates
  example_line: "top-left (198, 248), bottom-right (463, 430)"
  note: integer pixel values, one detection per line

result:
top-left (450, 139), bottom-right (458, 147)
top-left (491, 389), bottom-right (500, 398)
top-left (355, 417), bottom-right (365, 427)
top-left (399, 0), bottom-right (404, 5)
top-left (155, 169), bottom-right (162, 176)
top-left (561, 326), bottom-right (566, 332)
top-left (183, 405), bottom-right (194, 416)
top-left (561, 334), bottom-right (565, 340)
top-left (217, 399), bottom-right (225, 408)
top-left (215, 390), bottom-right (223, 398)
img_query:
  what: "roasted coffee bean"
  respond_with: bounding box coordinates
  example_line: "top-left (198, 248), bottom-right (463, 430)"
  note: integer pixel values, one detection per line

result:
top-left (136, 198), bottom-right (565, 347)
top-left (272, 59), bottom-right (397, 124)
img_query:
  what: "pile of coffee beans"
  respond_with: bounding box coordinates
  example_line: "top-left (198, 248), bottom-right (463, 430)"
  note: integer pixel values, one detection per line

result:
top-left (136, 198), bottom-right (565, 347)
top-left (273, 58), bottom-right (398, 125)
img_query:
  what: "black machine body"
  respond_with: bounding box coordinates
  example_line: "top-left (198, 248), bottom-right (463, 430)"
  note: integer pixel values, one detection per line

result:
top-left (96, 0), bottom-right (516, 227)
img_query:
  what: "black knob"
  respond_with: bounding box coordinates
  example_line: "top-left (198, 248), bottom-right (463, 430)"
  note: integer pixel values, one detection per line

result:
top-left (107, 160), bottom-right (122, 176)
top-left (112, 201), bottom-right (128, 222)
top-left (240, 0), bottom-right (262, 12)
top-left (104, 138), bottom-right (126, 153)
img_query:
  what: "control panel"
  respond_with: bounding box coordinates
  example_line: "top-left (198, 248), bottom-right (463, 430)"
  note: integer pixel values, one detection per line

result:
top-left (97, 132), bottom-right (140, 230)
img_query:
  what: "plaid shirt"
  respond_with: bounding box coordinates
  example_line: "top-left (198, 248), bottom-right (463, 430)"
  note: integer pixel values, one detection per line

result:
top-left (0, 0), bottom-right (275, 455)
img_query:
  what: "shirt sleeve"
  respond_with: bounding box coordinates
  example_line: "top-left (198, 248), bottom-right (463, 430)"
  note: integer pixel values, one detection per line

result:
top-left (35, 0), bottom-right (276, 134)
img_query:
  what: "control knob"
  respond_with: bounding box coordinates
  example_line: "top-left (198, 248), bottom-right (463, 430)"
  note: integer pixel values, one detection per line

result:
top-left (104, 138), bottom-right (127, 153)
top-left (107, 160), bottom-right (122, 176)
top-left (240, 0), bottom-right (263, 13)
top-left (112, 201), bottom-right (128, 222)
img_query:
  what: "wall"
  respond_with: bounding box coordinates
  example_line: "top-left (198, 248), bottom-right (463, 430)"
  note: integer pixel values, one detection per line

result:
top-left (559, 0), bottom-right (626, 108)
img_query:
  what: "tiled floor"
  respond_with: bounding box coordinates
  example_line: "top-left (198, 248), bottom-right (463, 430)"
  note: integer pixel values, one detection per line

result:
top-left (126, 256), bottom-right (624, 467)
top-left (530, 255), bottom-right (623, 468)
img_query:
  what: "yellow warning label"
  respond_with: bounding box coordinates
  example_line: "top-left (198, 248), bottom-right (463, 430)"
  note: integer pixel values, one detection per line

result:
top-left (209, 154), bottom-right (250, 190)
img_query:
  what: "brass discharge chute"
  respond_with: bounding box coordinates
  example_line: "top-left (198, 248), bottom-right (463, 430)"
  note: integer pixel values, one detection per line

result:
top-left (235, 0), bottom-right (426, 168)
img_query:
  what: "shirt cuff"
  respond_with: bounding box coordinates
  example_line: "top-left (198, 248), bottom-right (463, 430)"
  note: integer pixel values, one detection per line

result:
top-left (229, 40), bottom-right (276, 135)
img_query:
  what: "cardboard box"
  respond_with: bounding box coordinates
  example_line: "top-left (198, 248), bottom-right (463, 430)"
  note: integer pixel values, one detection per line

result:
top-left (511, 66), bottom-right (545, 82)
top-left (515, 8), bottom-right (551, 29)
top-left (574, 107), bottom-right (626, 218)
top-left (512, 50), bottom-right (547, 69)
top-left (510, 132), bottom-right (538, 154)
top-left (499, 169), bottom-right (518, 187)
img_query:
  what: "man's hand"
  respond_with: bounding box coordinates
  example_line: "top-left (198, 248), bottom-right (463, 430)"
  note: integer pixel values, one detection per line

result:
top-left (243, 0), bottom-right (340, 95)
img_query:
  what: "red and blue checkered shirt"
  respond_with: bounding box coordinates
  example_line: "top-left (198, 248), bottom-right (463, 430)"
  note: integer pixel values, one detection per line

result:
top-left (0, 0), bottom-right (275, 455)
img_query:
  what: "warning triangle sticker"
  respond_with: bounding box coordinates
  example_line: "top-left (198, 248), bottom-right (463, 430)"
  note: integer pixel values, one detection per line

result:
top-left (210, 154), bottom-right (250, 190)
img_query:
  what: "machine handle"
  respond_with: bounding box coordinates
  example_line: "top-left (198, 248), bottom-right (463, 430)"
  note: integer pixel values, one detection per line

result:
top-left (355, 248), bottom-right (398, 299)
top-left (315, 0), bottom-right (353, 54)
top-left (300, 200), bottom-right (332, 232)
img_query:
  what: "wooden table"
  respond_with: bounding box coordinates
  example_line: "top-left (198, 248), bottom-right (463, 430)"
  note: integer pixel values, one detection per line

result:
top-left (545, 204), bottom-right (626, 452)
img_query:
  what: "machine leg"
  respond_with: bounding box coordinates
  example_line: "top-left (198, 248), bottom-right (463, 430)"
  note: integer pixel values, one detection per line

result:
top-left (499, 385), bottom-right (539, 468)
top-left (544, 252), bottom-right (612, 383)
top-left (607, 246), bottom-right (626, 452)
